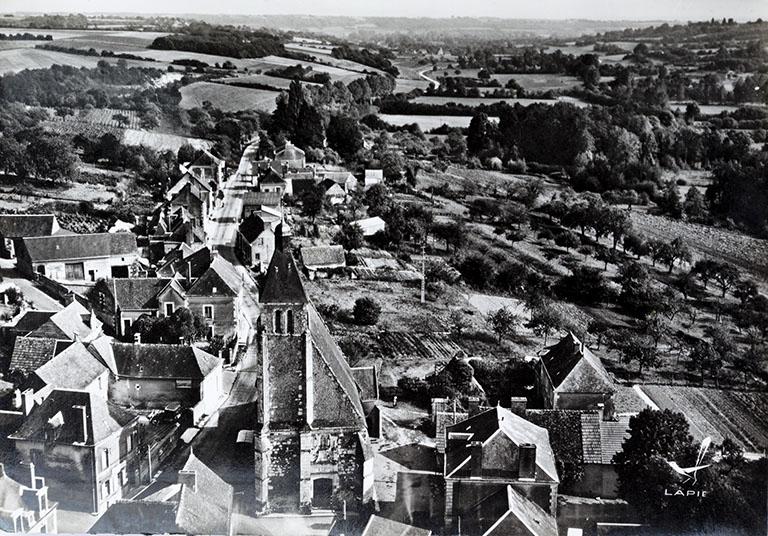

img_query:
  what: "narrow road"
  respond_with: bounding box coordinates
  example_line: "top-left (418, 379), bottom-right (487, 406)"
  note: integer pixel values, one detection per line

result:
top-left (419, 68), bottom-right (440, 90)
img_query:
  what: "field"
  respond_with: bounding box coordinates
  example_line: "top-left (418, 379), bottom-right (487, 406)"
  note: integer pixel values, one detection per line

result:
top-left (122, 129), bottom-right (211, 151)
top-left (378, 114), bottom-right (499, 130)
top-left (668, 102), bottom-right (748, 115)
top-left (214, 74), bottom-right (304, 90)
top-left (0, 46), bottom-right (157, 74)
top-left (639, 385), bottom-right (768, 453)
top-left (412, 95), bottom-right (588, 107)
top-left (48, 107), bottom-right (141, 129)
top-left (180, 82), bottom-right (279, 113)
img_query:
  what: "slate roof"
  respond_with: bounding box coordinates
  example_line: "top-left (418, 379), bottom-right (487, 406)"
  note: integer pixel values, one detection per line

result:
top-left (11, 389), bottom-right (136, 446)
top-left (540, 333), bottom-right (614, 395)
top-left (301, 244), bottom-right (346, 269)
top-left (157, 246), bottom-right (211, 279)
top-left (25, 301), bottom-right (95, 341)
top-left (111, 343), bottom-right (219, 380)
top-left (9, 338), bottom-right (71, 374)
top-left (445, 406), bottom-right (558, 482)
top-left (7, 310), bottom-right (56, 335)
top-left (239, 213), bottom-right (266, 243)
top-left (361, 515), bottom-right (432, 536)
top-left (291, 177), bottom-right (317, 199)
top-left (502, 485), bottom-right (558, 536)
top-left (308, 304), bottom-right (366, 426)
top-left (259, 168), bottom-right (286, 186)
top-left (20, 232), bottom-right (137, 262)
top-left (260, 249), bottom-right (308, 304)
top-left (186, 256), bottom-right (241, 297)
top-left (112, 278), bottom-right (171, 311)
top-left (88, 501), bottom-right (180, 535)
top-left (351, 366), bottom-right (379, 401)
top-left (35, 341), bottom-right (107, 391)
top-left (243, 191), bottom-right (282, 208)
top-left (175, 452), bottom-right (233, 535)
top-left (0, 214), bottom-right (57, 238)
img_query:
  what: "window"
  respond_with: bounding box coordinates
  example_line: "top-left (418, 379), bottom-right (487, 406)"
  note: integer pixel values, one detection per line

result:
top-left (286, 309), bottom-right (294, 334)
top-left (164, 302), bottom-right (174, 317)
top-left (101, 448), bottom-right (110, 470)
top-left (176, 379), bottom-right (193, 389)
top-left (64, 262), bottom-right (85, 281)
top-left (118, 470), bottom-right (125, 488)
top-left (122, 318), bottom-right (131, 335)
top-left (203, 305), bottom-right (214, 319)
top-left (102, 479), bottom-right (111, 499)
top-left (88, 270), bottom-right (96, 282)
top-left (125, 433), bottom-right (133, 453)
top-left (36, 265), bottom-right (45, 275)
top-left (98, 292), bottom-right (105, 307)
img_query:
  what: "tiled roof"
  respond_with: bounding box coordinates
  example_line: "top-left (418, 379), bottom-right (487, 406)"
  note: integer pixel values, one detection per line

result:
top-left (26, 301), bottom-right (95, 341)
top-left (541, 333), bottom-right (614, 395)
top-left (260, 249), bottom-right (308, 304)
top-left (445, 406), bottom-right (558, 482)
top-left (259, 168), bottom-right (286, 185)
top-left (175, 452), bottom-right (233, 535)
top-left (112, 278), bottom-right (171, 310)
top-left (186, 256), bottom-right (241, 297)
top-left (9, 337), bottom-right (71, 374)
top-left (600, 416), bottom-right (631, 464)
top-left (503, 485), bottom-right (558, 536)
top-left (351, 366), bottom-right (379, 401)
top-left (11, 389), bottom-right (136, 445)
top-left (88, 501), bottom-right (180, 535)
top-left (111, 343), bottom-right (219, 380)
top-left (35, 341), bottom-right (107, 391)
top-left (239, 213), bottom-right (266, 243)
top-left (157, 246), bottom-right (211, 279)
top-left (580, 411), bottom-right (603, 464)
top-left (361, 515), bottom-right (432, 536)
top-left (7, 310), bottom-right (56, 335)
top-left (243, 191), bottom-right (282, 207)
top-left (0, 214), bottom-right (57, 238)
top-left (301, 244), bottom-right (346, 268)
top-left (20, 232), bottom-right (137, 262)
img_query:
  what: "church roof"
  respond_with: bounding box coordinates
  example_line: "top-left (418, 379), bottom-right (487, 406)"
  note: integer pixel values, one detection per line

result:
top-left (260, 249), bottom-right (307, 304)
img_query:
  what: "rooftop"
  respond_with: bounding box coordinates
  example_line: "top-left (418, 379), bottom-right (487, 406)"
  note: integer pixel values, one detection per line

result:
top-left (111, 343), bottom-right (219, 380)
top-left (112, 278), bottom-right (172, 311)
top-left (260, 249), bottom-right (308, 304)
top-left (187, 255), bottom-right (242, 297)
top-left (301, 244), bottom-right (346, 268)
top-left (361, 515), bottom-right (432, 536)
top-left (20, 232), bottom-right (137, 263)
top-left (540, 333), bottom-right (614, 395)
top-left (0, 214), bottom-right (58, 238)
top-left (35, 341), bottom-right (107, 391)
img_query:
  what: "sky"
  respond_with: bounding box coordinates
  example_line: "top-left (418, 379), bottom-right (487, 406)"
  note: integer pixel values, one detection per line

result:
top-left (3, 0), bottom-right (767, 20)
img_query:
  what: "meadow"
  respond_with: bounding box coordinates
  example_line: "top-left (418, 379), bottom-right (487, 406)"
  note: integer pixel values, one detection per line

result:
top-left (180, 82), bottom-right (280, 113)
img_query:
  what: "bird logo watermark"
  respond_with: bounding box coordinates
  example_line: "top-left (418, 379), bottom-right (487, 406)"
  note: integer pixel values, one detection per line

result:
top-left (663, 436), bottom-right (712, 497)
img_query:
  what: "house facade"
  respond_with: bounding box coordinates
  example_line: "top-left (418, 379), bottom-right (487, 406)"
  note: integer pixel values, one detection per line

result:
top-left (16, 233), bottom-right (138, 283)
top-left (185, 256), bottom-right (243, 339)
top-left (89, 278), bottom-right (173, 337)
top-left (0, 463), bottom-right (58, 533)
top-left (236, 213), bottom-right (275, 273)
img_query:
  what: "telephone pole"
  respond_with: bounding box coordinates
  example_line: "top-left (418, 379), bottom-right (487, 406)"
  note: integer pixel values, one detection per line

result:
top-left (420, 238), bottom-right (426, 304)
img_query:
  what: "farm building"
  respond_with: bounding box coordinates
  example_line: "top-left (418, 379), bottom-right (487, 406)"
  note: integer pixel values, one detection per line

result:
top-left (107, 342), bottom-right (222, 414)
top-left (236, 213), bottom-right (275, 273)
top-left (300, 244), bottom-right (346, 279)
top-left (536, 333), bottom-right (614, 410)
top-left (353, 216), bottom-right (386, 237)
top-left (443, 406), bottom-right (559, 534)
top-left (0, 214), bottom-right (61, 259)
top-left (364, 169), bottom-right (383, 189)
top-left (0, 462), bottom-right (58, 533)
top-left (16, 232), bottom-right (139, 283)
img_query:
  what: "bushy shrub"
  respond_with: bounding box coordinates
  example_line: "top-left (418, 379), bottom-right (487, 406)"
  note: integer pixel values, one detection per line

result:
top-left (353, 297), bottom-right (381, 325)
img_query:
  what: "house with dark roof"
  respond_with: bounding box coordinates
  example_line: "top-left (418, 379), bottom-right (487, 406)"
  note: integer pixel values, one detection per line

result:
top-left (169, 182), bottom-right (208, 229)
top-left (537, 333), bottom-right (615, 410)
top-left (33, 341), bottom-right (109, 397)
top-left (360, 514), bottom-right (432, 536)
top-left (0, 463), bottom-right (58, 533)
top-left (0, 214), bottom-right (61, 259)
top-left (167, 172), bottom-right (215, 215)
top-left (258, 168), bottom-right (288, 195)
top-left (88, 278), bottom-right (173, 336)
top-left (460, 485), bottom-right (558, 536)
top-left (300, 244), bottom-right (346, 279)
top-left (89, 452), bottom-right (233, 535)
top-left (183, 149), bottom-right (225, 189)
top-left (156, 245), bottom-right (211, 281)
top-left (186, 256), bottom-right (243, 339)
top-left (15, 232), bottom-right (138, 283)
top-left (108, 342), bottom-right (222, 414)
top-left (443, 406), bottom-right (559, 533)
top-left (253, 245), bottom-right (373, 514)
top-left (9, 389), bottom-right (141, 513)
top-left (236, 213), bottom-right (275, 273)
top-left (242, 191), bottom-right (282, 216)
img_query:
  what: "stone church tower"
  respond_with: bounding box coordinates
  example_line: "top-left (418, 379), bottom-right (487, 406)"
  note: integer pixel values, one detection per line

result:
top-left (254, 243), bottom-right (373, 513)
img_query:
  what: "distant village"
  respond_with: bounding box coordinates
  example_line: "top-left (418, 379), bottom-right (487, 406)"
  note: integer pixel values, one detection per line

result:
top-left (0, 138), bottom-right (668, 536)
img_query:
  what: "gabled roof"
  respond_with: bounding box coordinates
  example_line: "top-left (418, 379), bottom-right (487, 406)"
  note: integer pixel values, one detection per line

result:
top-left (20, 232), bottom-right (137, 262)
top-left (243, 191), bottom-right (282, 208)
top-left (6, 310), bottom-right (56, 335)
top-left (301, 244), bottom-right (346, 269)
top-left (540, 333), bottom-right (614, 395)
top-left (190, 149), bottom-right (223, 168)
top-left (599, 416), bottom-right (632, 464)
top-left (168, 172), bottom-right (212, 198)
top-left (496, 486), bottom-right (558, 536)
top-left (0, 214), bottom-right (58, 238)
top-left (157, 246), bottom-right (211, 279)
top-left (26, 300), bottom-right (95, 341)
top-left (274, 141), bottom-right (305, 161)
top-left (260, 249), bottom-right (307, 304)
top-left (88, 501), bottom-right (180, 535)
top-left (361, 515), bottom-right (432, 536)
top-left (186, 256), bottom-right (241, 297)
top-left (9, 338), bottom-right (71, 374)
top-left (111, 343), bottom-right (219, 380)
top-left (351, 366), bottom-right (379, 401)
top-left (11, 389), bottom-right (136, 445)
top-left (259, 168), bottom-right (286, 186)
top-left (88, 335), bottom-right (117, 375)
top-left (175, 453), bottom-right (233, 535)
top-left (445, 406), bottom-right (558, 482)
top-left (35, 341), bottom-right (107, 391)
top-left (239, 213), bottom-right (267, 243)
top-left (112, 278), bottom-right (172, 311)
top-left (169, 183), bottom-right (205, 208)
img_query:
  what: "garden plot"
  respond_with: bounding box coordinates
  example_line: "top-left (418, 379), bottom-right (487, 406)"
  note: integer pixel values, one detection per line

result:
top-left (180, 82), bottom-right (279, 113)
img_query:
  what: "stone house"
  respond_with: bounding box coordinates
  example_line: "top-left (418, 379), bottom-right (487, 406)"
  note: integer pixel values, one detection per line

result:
top-left (0, 463), bottom-right (58, 533)
top-left (16, 233), bottom-right (138, 282)
top-left (253, 247), bottom-right (373, 513)
top-left (258, 168), bottom-right (287, 195)
top-left (242, 191), bottom-right (282, 217)
top-left (236, 213), bottom-right (275, 273)
top-left (89, 278), bottom-right (173, 337)
top-left (9, 389), bottom-right (141, 514)
top-left (0, 214), bottom-right (61, 259)
top-left (270, 141), bottom-right (306, 174)
top-left (300, 245), bottom-right (346, 280)
top-left (183, 149), bottom-right (225, 189)
top-left (185, 256), bottom-right (243, 339)
top-left (168, 183), bottom-right (208, 229)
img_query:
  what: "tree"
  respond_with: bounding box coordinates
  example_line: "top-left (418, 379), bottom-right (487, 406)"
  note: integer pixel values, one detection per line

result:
top-left (688, 339), bottom-right (718, 385)
top-left (334, 222), bottom-right (364, 251)
top-left (458, 253), bottom-right (495, 289)
top-left (734, 279), bottom-right (758, 306)
top-left (555, 266), bottom-right (609, 305)
top-left (353, 297), bottom-right (381, 325)
top-left (595, 247), bottom-right (621, 271)
top-left (527, 301), bottom-right (564, 345)
top-left (486, 307), bottom-right (519, 343)
top-left (300, 183), bottom-right (325, 221)
top-left (364, 183), bottom-right (390, 216)
top-left (623, 233), bottom-right (648, 259)
top-left (606, 209), bottom-right (632, 249)
top-left (326, 115), bottom-right (363, 161)
top-left (553, 231), bottom-right (579, 252)
top-left (112, 113), bottom-right (130, 127)
top-left (693, 259), bottom-right (718, 289)
top-left (712, 262), bottom-right (739, 298)
top-left (27, 134), bottom-right (79, 181)
top-left (618, 334), bottom-right (660, 376)
top-left (380, 150), bottom-right (406, 184)
top-left (683, 186), bottom-right (707, 221)
top-left (466, 111), bottom-right (494, 155)
top-left (445, 129), bottom-right (467, 160)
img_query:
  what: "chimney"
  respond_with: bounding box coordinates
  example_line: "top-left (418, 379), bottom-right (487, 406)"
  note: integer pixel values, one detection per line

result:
top-left (467, 397), bottom-right (481, 416)
top-left (134, 333), bottom-right (141, 344)
top-left (178, 470), bottom-right (197, 493)
top-left (72, 404), bottom-right (88, 444)
top-left (187, 261), bottom-right (192, 286)
top-left (518, 444), bottom-right (537, 480)
top-left (13, 389), bottom-right (22, 410)
top-left (470, 441), bottom-right (483, 478)
top-left (509, 397), bottom-right (528, 416)
top-left (22, 389), bottom-right (35, 416)
top-left (596, 403), bottom-right (605, 422)
top-left (179, 336), bottom-right (185, 345)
